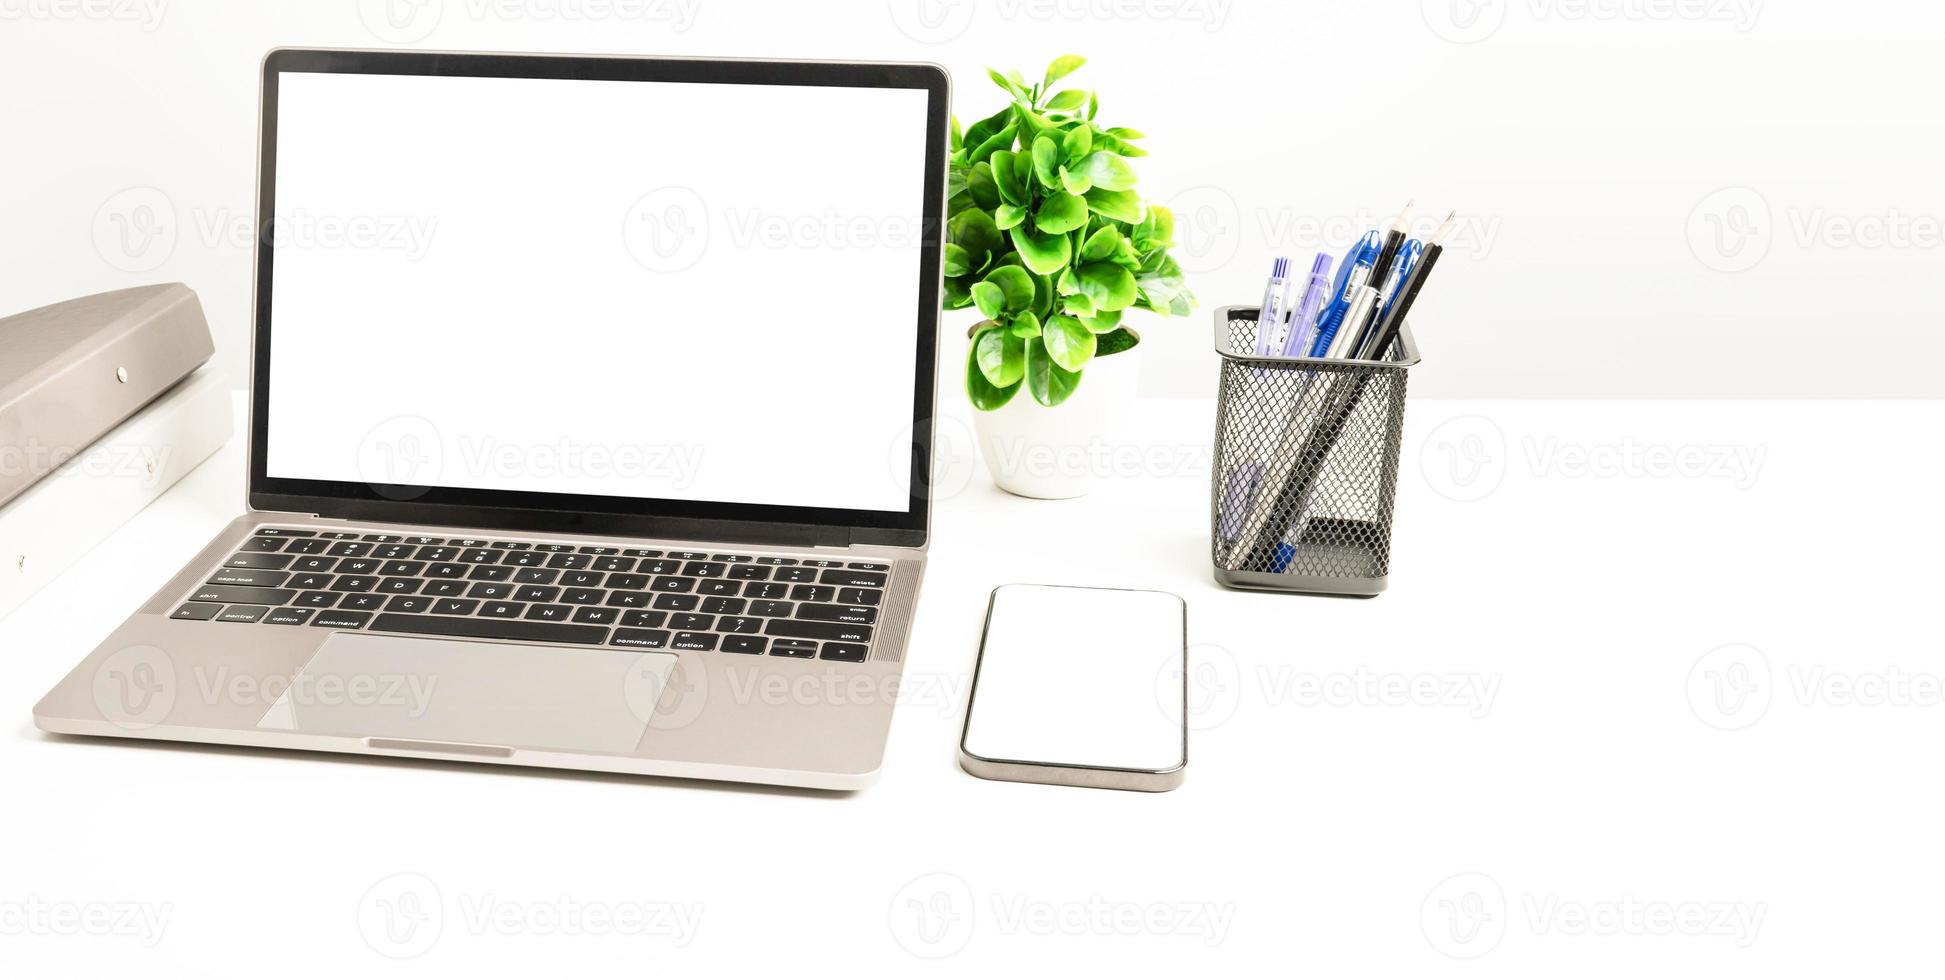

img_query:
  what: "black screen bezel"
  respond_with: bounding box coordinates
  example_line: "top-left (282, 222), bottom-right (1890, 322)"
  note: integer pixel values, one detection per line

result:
top-left (248, 48), bottom-right (947, 548)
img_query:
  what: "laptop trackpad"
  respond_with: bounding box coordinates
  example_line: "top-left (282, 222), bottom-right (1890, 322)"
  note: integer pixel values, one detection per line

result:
top-left (257, 633), bottom-right (678, 754)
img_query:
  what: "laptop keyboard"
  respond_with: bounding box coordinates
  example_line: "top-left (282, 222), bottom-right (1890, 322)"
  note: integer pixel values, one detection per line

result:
top-left (166, 528), bottom-right (888, 662)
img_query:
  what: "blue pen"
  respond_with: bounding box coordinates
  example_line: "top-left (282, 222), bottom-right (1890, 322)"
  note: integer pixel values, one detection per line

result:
top-left (1306, 230), bottom-right (1382, 357)
top-left (1376, 239), bottom-right (1424, 323)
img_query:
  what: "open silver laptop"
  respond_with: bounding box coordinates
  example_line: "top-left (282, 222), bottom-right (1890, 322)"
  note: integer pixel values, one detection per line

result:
top-left (34, 49), bottom-right (951, 790)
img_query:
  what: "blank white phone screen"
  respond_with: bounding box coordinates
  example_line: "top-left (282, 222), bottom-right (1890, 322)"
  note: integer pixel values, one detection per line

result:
top-left (263, 70), bottom-right (930, 513)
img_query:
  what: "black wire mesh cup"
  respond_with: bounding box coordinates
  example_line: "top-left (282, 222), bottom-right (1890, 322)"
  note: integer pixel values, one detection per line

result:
top-left (1210, 304), bottom-right (1419, 596)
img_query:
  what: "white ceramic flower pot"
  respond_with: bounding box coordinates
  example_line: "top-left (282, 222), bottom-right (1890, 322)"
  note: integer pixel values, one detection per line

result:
top-left (970, 327), bottom-right (1141, 499)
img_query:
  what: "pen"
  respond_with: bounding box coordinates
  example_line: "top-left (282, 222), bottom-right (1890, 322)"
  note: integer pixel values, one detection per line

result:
top-left (1307, 230), bottom-right (1381, 358)
top-left (1376, 239), bottom-right (1423, 322)
top-left (1354, 211), bottom-right (1453, 360)
top-left (1253, 257), bottom-right (1292, 358)
top-left (1343, 201), bottom-right (1412, 359)
top-left (1278, 252), bottom-right (1334, 358)
top-left (1324, 286), bottom-right (1379, 359)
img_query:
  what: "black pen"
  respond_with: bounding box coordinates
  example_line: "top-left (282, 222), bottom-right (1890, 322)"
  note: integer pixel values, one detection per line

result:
top-left (1354, 210), bottom-right (1453, 361)
top-left (1344, 199), bottom-right (1411, 358)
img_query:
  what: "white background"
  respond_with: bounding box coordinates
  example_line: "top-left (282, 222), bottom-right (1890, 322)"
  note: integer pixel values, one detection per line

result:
top-left (5, 0), bottom-right (1942, 398)
top-left (263, 71), bottom-right (926, 511)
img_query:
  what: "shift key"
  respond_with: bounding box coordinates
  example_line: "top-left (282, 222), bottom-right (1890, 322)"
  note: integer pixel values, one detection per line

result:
top-left (189, 584), bottom-right (297, 605)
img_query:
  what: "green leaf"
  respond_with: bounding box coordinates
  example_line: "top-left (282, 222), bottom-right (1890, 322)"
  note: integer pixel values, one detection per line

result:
top-left (1136, 252), bottom-right (1191, 313)
top-left (942, 243), bottom-right (970, 277)
top-left (993, 203), bottom-right (1026, 231)
top-left (982, 265), bottom-right (1035, 312)
top-left (975, 325), bottom-right (1026, 388)
top-left (1106, 126), bottom-right (1146, 140)
top-left (968, 121), bottom-right (1017, 164)
top-left (1075, 151), bottom-right (1136, 192)
top-left (1061, 126), bottom-right (1093, 164)
top-left (1042, 314), bottom-right (1096, 372)
top-left (1008, 314), bottom-right (1042, 339)
top-left (943, 277), bottom-right (971, 309)
top-left (1058, 165), bottom-right (1091, 196)
top-left (1043, 89), bottom-right (1088, 112)
top-left (950, 114), bottom-right (964, 150)
top-left (1091, 130), bottom-right (1145, 158)
top-left (1034, 191), bottom-right (1088, 235)
top-left (970, 281), bottom-right (1005, 320)
top-left (987, 67), bottom-right (1028, 100)
top-left (1083, 187), bottom-right (1143, 224)
top-left (966, 344), bottom-right (1019, 411)
top-left (948, 208), bottom-right (1001, 271)
top-left (1094, 326), bottom-right (1139, 357)
top-left (1080, 224), bottom-right (1123, 262)
top-left (990, 150), bottom-right (1026, 206)
top-left (1062, 290), bottom-right (1095, 316)
top-left (1042, 54), bottom-right (1085, 91)
top-left (1008, 224), bottom-right (1072, 275)
top-left (1031, 135), bottom-right (1060, 189)
top-left (1081, 309), bottom-right (1122, 333)
top-left (1086, 90), bottom-right (1098, 120)
top-left (1134, 204), bottom-right (1175, 250)
top-left (1075, 262), bottom-right (1137, 311)
top-left (967, 162), bottom-right (999, 210)
top-left (1025, 336), bottom-right (1082, 407)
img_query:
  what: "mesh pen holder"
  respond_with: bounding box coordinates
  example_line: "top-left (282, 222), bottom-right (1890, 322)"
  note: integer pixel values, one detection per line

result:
top-left (1210, 304), bottom-right (1419, 596)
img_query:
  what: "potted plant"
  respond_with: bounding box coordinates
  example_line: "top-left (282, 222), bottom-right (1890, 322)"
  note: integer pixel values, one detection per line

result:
top-left (946, 54), bottom-right (1195, 498)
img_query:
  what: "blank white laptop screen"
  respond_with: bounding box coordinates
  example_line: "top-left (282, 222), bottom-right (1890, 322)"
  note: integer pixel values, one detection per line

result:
top-left (263, 70), bottom-right (929, 513)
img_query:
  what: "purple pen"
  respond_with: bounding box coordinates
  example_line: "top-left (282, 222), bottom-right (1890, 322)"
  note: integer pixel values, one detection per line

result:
top-left (1279, 252), bottom-right (1334, 358)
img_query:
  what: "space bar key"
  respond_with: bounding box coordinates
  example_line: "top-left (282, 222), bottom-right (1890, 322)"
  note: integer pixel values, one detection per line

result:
top-left (369, 613), bottom-right (608, 645)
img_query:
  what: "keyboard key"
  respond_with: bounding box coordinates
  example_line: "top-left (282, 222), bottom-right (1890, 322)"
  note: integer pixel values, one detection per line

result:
top-left (422, 580), bottom-right (467, 597)
top-left (639, 559), bottom-right (680, 575)
top-left (403, 536), bottom-right (443, 546)
top-left (755, 556), bottom-right (799, 565)
top-left (217, 605), bottom-right (269, 623)
top-left (225, 552), bottom-right (294, 569)
top-left (652, 594), bottom-right (699, 611)
top-left (290, 556), bottom-right (336, 573)
top-left (264, 607), bottom-right (314, 626)
top-left (682, 561), bottom-right (725, 578)
top-left (504, 551), bottom-right (547, 567)
top-left (338, 558), bottom-right (382, 576)
top-left (467, 565), bottom-right (512, 582)
top-left (371, 544), bottom-right (416, 559)
top-left (577, 545), bottom-right (619, 555)
top-left (839, 588), bottom-right (884, 606)
top-left (620, 610), bottom-right (667, 628)
top-left (671, 632), bottom-right (717, 651)
top-left (698, 580), bottom-right (740, 597)
top-left (803, 559), bottom-right (844, 568)
top-left (460, 548), bottom-right (504, 564)
top-left (700, 596), bottom-right (746, 615)
top-left (652, 576), bottom-right (695, 593)
top-left (237, 536), bottom-right (284, 553)
top-left (210, 568), bottom-right (290, 587)
top-left (385, 595), bottom-right (433, 614)
top-left (770, 639), bottom-right (817, 658)
top-left (467, 582), bottom-right (513, 600)
top-left (283, 538), bottom-right (330, 554)
top-left (312, 610), bottom-right (373, 629)
top-left (667, 551), bottom-right (709, 560)
top-left (546, 553), bottom-right (591, 570)
top-left (820, 569), bottom-right (887, 588)
top-left (339, 593), bottom-right (385, 610)
top-left (562, 588), bottom-right (607, 605)
top-left (479, 601), bottom-right (526, 618)
top-left (743, 582), bottom-right (789, 600)
top-left (512, 567), bottom-right (558, 584)
top-left (525, 603), bottom-right (571, 621)
top-left (294, 591), bottom-right (337, 608)
top-left (610, 628), bottom-right (670, 649)
top-left (170, 601), bottom-right (222, 621)
top-left (493, 541), bottom-right (530, 550)
top-left (370, 613), bottom-right (604, 644)
top-left (572, 607), bottom-right (617, 625)
top-left (721, 635), bottom-right (768, 655)
top-left (433, 598), bottom-right (479, 616)
top-left (848, 562), bottom-right (890, 571)
top-left (622, 548), bottom-right (661, 558)
top-left (285, 573), bottom-right (333, 590)
top-left (376, 577), bottom-right (421, 594)
top-left (592, 556), bottom-right (633, 572)
top-left (718, 616), bottom-right (761, 634)
top-left (560, 570), bottom-right (603, 588)
top-left (335, 576), bottom-right (377, 592)
top-left (380, 560), bottom-right (426, 577)
top-left (727, 564), bottom-right (770, 581)
top-left (326, 541), bottom-right (372, 557)
top-left (515, 585), bottom-right (560, 602)
top-left (766, 619), bottom-right (872, 644)
top-left (448, 538), bottom-right (492, 549)
top-left (820, 642), bottom-right (869, 663)
top-left (712, 554), bottom-right (753, 563)
top-left (416, 546), bottom-right (459, 562)
top-left (669, 613), bottom-right (713, 631)
top-left (776, 567), bottom-right (819, 583)
top-left (361, 533), bottom-right (401, 542)
top-left (254, 527), bottom-right (315, 537)
top-left (318, 531), bottom-right (362, 540)
top-left (535, 543), bottom-right (574, 552)
top-left (610, 590), bottom-right (651, 608)
top-left (789, 585), bottom-right (835, 603)
top-left (606, 573), bottom-right (649, 590)
top-left (749, 600), bottom-right (794, 618)
top-left (191, 584), bottom-right (296, 605)
top-left (425, 562), bottom-right (467, 578)
top-left (797, 603), bottom-right (878, 625)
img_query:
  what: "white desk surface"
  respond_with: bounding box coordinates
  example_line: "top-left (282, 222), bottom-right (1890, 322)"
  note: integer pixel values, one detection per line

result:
top-left (4, 394), bottom-right (1941, 976)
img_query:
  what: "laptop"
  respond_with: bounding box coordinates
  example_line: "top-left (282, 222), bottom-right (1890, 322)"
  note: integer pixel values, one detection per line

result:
top-left (33, 49), bottom-right (951, 790)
